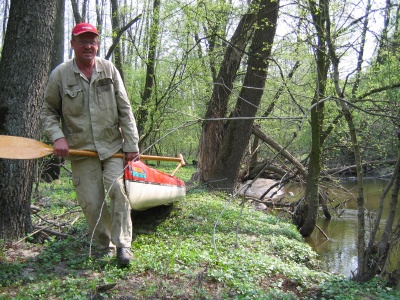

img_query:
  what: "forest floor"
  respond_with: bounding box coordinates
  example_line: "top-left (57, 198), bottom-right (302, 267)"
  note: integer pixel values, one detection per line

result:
top-left (1, 165), bottom-right (399, 299)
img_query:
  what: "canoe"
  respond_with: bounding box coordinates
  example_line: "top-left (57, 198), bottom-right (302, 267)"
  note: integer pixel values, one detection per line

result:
top-left (124, 160), bottom-right (186, 211)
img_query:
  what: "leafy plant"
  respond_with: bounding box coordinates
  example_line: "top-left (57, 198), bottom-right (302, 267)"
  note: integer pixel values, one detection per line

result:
top-left (0, 165), bottom-right (399, 299)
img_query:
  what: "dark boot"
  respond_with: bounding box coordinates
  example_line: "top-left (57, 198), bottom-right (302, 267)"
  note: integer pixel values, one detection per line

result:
top-left (117, 247), bottom-right (134, 266)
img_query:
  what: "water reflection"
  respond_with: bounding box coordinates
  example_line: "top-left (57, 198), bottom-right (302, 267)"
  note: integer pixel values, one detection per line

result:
top-left (306, 218), bottom-right (359, 277)
top-left (290, 178), bottom-right (399, 277)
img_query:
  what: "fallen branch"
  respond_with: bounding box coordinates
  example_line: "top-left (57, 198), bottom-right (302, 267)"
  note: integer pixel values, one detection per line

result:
top-left (14, 225), bottom-right (52, 245)
top-left (316, 224), bottom-right (330, 241)
top-left (323, 160), bottom-right (396, 176)
top-left (252, 125), bottom-right (307, 178)
top-left (34, 226), bottom-right (68, 239)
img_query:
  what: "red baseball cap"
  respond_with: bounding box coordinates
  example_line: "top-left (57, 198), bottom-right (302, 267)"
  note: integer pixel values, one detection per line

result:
top-left (72, 23), bottom-right (99, 36)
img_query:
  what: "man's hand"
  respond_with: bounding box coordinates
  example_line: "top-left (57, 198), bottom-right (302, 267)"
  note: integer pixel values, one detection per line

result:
top-left (125, 152), bottom-right (140, 162)
top-left (53, 137), bottom-right (69, 157)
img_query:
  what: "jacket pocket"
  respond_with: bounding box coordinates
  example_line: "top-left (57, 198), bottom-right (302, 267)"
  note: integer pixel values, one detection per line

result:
top-left (63, 88), bottom-right (84, 116)
top-left (97, 79), bottom-right (116, 110)
top-left (101, 123), bottom-right (121, 145)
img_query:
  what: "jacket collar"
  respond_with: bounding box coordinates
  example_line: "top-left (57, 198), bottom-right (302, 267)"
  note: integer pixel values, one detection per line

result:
top-left (68, 57), bottom-right (104, 85)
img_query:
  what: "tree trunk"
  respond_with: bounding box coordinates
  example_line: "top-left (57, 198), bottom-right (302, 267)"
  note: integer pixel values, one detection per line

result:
top-left (70, 0), bottom-right (82, 24)
top-left (110, 0), bottom-right (125, 81)
top-left (206, 0), bottom-right (280, 191)
top-left (325, 0), bottom-right (370, 278)
top-left (351, 0), bottom-right (371, 97)
top-left (295, 0), bottom-right (329, 236)
top-left (136, 0), bottom-right (160, 140)
top-left (95, 0), bottom-right (105, 38)
top-left (41, 0), bottom-right (65, 183)
top-left (195, 4), bottom-right (257, 183)
top-left (0, 0), bottom-right (57, 240)
top-left (357, 140), bottom-right (400, 282)
top-left (375, 0), bottom-right (391, 65)
top-left (51, 1), bottom-right (64, 70)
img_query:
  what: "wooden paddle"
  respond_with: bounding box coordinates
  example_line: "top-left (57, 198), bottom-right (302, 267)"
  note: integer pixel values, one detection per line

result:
top-left (0, 135), bottom-right (185, 165)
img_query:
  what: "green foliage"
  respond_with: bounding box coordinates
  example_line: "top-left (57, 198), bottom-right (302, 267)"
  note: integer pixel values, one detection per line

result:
top-left (1, 166), bottom-right (399, 299)
top-left (311, 277), bottom-right (400, 300)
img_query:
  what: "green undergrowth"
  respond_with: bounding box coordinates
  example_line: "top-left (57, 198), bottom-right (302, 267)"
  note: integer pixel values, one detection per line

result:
top-left (0, 164), bottom-right (399, 299)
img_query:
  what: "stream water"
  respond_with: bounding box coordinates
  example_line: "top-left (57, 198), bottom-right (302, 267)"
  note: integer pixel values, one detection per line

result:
top-left (289, 178), bottom-right (400, 277)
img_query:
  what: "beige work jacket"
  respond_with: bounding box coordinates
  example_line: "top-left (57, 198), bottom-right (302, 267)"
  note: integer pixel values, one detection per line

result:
top-left (41, 58), bottom-right (139, 160)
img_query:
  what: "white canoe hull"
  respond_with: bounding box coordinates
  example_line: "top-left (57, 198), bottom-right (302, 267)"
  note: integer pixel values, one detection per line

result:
top-left (124, 160), bottom-right (186, 211)
top-left (125, 180), bottom-right (186, 211)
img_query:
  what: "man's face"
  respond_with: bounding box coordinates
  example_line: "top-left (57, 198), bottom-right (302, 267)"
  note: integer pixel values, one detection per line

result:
top-left (71, 32), bottom-right (99, 63)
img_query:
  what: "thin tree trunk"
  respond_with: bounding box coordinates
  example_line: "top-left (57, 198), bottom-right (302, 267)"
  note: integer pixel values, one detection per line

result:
top-left (325, 0), bottom-right (368, 278)
top-left (295, 0), bottom-right (329, 236)
top-left (96, 0), bottom-right (105, 48)
top-left (136, 0), bottom-right (160, 139)
top-left (376, 0), bottom-right (391, 65)
top-left (351, 0), bottom-right (371, 97)
top-left (70, 0), bottom-right (82, 24)
top-left (41, 0), bottom-right (65, 183)
top-left (358, 141), bottom-right (400, 281)
top-left (110, 0), bottom-right (125, 80)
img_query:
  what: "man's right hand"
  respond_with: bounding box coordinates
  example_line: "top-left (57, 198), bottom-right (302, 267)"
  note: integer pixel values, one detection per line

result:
top-left (53, 137), bottom-right (69, 157)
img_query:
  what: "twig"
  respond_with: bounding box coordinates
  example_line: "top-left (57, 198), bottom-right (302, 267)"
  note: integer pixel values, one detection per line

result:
top-left (34, 226), bottom-right (68, 239)
top-left (14, 225), bottom-right (52, 245)
top-left (70, 215), bottom-right (81, 226)
top-left (316, 224), bottom-right (330, 241)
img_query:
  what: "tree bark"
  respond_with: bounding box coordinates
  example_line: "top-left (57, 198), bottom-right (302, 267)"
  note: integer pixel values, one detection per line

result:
top-left (110, 0), bottom-right (125, 81)
top-left (206, 0), bottom-right (280, 191)
top-left (136, 0), bottom-right (161, 140)
top-left (351, 0), bottom-right (371, 97)
top-left (0, 0), bottom-right (57, 240)
top-left (295, 0), bottom-right (329, 236)
top-left (375, 0), bottom-right (391, 65)
top-left (41, 0), bottom-right (65, 183)
top-left (195, 2), bottom-right (257, 183)
top-left (95, 0), bottom-right (105, 39)
top-left (70, 0), bottom-right (83, 24)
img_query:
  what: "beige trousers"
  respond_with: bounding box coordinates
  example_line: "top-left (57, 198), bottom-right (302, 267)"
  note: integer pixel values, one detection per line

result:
top-left (71, 156), bottom-right (132, 249)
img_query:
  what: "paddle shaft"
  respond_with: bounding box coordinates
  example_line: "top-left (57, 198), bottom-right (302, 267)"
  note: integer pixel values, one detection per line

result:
top-left (70, 149), bottom-right (185, 164)
top-left (0, 135), bottom-right (185, 165)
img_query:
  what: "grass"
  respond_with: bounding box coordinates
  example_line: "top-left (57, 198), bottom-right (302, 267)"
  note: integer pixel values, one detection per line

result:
top-left (0, 163), bottom-right (399, 299)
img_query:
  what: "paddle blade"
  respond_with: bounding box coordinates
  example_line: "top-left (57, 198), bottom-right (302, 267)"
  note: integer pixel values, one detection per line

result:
top-left (0, 135), bottom-right (54, 159)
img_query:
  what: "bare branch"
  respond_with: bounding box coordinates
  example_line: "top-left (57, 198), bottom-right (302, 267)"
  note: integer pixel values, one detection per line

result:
top-left (105, 15), bottom-right (142, 60)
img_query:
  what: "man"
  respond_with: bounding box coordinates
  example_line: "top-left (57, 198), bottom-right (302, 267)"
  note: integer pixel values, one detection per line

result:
top-left (41, 23), bottom-right (139, 266)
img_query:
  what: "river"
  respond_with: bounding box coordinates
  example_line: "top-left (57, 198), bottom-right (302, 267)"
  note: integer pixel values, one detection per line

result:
top-left (290, 178), bottom-right (400, 278)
